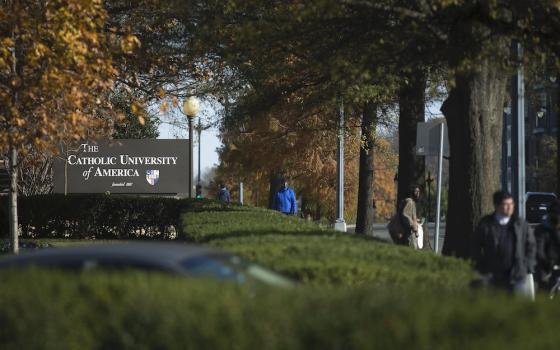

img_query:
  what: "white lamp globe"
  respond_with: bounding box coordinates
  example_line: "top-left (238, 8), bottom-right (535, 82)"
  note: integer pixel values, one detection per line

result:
top-left (183, 96), bottom-right (200, 118)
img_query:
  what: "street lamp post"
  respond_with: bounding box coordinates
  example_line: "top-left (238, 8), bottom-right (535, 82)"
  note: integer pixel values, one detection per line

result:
top-left (334, 95), bottom-right (346, 232)
top-left (197, 118), bottom-right (202, 186)
top-left (183, 96), bottom-right (200, 198)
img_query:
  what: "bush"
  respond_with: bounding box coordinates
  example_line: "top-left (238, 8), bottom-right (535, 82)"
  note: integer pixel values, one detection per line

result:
top-left (211, 234), bottom-right (474, 289)
top-left (180, 202), bottom-right (475, 288)
top-left (0, 269), bottom-right (557, 350)
top-left (0, 194), bottom-right (185, 239)
top-left (3, 198), bottom-right (475, 289)
top-left (3, 200), bottom-right (548, 349)
top-left (179, 201), bottom-right (324, 242)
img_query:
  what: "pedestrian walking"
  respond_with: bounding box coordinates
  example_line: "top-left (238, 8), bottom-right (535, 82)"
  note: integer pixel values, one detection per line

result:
top-left (535, 199), bottom-right (560, 291)
top-left (388, 186), bottom-right (423, 249)
top-left (195, 184), bottom-right (204, 199)
top-left (471, 191), bottom-right (536, 298)
top-left (217, 184), bottom-right (230, 203)
top-left (272, 178), bottom-right (297, 215)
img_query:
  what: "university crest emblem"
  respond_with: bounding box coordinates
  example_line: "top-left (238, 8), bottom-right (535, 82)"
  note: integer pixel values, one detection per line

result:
top-left (146, 170), bottom-right (160, 186)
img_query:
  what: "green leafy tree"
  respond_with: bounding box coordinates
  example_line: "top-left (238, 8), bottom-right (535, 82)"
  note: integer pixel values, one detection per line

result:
top-left (189, 0), bottom-right (560, 254)
top-left (110, 93), bottom-right (160, 139)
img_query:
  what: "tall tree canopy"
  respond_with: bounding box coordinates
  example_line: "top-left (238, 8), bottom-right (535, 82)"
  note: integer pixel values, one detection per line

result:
top-left (0, 0), bottom-right (129, 252)
top-left (188, 0), bottom-right (560, 256)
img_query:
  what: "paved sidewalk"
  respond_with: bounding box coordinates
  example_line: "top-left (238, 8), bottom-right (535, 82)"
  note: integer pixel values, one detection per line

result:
top-left (346, 223), bottom-right (446, 253)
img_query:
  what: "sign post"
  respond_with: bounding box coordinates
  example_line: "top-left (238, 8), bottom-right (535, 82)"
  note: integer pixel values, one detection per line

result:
top-left (416, 119), bottom-right (449, 253)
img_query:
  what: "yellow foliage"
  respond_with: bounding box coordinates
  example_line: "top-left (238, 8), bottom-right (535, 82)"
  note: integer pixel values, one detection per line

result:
top-left (120, 34), bottom-right (141, 54)
top-left (218, 104), bottom-right (399, 223)
top-left (373, 138), bottom-right (398, 220)
top-left (0, 0), bottom-right (119, 154)
top-left (217, 105), bottom-right (361, 221)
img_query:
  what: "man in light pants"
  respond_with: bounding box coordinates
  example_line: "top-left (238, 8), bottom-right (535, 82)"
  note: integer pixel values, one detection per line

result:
top-left (400, 186), bottom-right (423, 249)
top-left (472, 191), bottom-right (536, 299)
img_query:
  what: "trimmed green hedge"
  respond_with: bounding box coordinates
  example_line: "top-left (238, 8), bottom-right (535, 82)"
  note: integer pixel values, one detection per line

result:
top-left (211, 234), bottom-right (474, 289)
top-left (2, 198), bottom-right (475, 289)
top-left (179, 201), bottom-right (324, 242)
top-left (180, 201), bottom-right (475, 288)
top-left (0, 269), bottom-right (557, 350)
top-left (1, 200), bottom-right (554, 349)
top-left (0, 194), bottom-right (184, 239)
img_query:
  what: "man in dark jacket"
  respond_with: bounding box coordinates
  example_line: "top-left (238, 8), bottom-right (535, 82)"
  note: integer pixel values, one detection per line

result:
top-left (535, 199), bottom-right (560, 289)
top-left (217, 184), bottom-right (230, 203)
top-left (273, 178), bottom-right (297, 215)
top-left (472, 191), bottom-right (536, 294)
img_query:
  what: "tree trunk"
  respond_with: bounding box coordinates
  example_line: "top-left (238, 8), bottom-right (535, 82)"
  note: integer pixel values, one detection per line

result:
top-left (557, 74), bottom-right (560, 195)
top-left (355, 102), bottom-right (377, 235)
top-left (8, 146), bottom-right (18, 254)
top-left (397, 71), bottom-right (426, 205)
top-left (441, 58), bottom-right (509, 258)
top-left (9, 24), bottom-right (19, 254)
top-left (268, 171), bottom-right (283, 209)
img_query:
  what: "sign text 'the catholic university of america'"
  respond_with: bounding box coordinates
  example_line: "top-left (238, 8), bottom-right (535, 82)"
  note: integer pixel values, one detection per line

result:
top-left (53, 139), bottom-right (189, 194)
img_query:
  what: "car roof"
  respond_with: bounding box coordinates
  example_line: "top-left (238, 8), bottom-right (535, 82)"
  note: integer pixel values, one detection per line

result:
top-left (0, 242), bottom-right (229, 268)
top-left (526, 192), bottom-right (557, 197)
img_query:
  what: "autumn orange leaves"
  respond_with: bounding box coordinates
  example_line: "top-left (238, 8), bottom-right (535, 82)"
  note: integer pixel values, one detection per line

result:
top-left (0, 0), bottom-right (143, 154)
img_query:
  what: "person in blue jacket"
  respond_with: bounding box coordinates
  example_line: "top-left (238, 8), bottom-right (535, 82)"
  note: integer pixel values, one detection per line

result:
top-left (217, 184), bottom-right (230, 203)
top-left (273, 178), bottom-right (297, 215)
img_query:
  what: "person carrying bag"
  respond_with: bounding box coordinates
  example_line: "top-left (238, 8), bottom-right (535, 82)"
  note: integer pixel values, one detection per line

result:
top-left (388, 187), bottom-right (421, 248)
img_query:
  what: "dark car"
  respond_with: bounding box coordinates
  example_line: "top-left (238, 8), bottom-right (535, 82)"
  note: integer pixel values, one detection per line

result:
top-left (526, 192), bottom-right (557, 224)
top-left (0, 242), bottom-right (293, 288)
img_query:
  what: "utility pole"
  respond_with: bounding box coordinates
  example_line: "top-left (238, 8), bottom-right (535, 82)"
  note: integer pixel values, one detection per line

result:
top-left (511, 43), bottom-right (526, 218)
top-left (502, 107), bottom-right (512, 193)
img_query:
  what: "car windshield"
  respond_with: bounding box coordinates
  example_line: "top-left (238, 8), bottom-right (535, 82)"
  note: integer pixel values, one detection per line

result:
top-left (181, 256), bottom-right (245, 283)
top-left (244, 264), bottom-right (294, 288)
top-left (181, 255), bottom-right (293, 288)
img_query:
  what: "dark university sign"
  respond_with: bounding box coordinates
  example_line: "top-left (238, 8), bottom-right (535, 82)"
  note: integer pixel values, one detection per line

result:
top-left (54, 139), bottom-right (189, 194)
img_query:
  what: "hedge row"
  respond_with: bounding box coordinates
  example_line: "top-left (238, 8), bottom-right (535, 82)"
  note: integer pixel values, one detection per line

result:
top-left (0, 199), bottom-right (553, 349)
top-left (179, 201), bottom-right (475, 288)
top-left (0, 269), bottom-right (556, 350)
top-left (1, 197), bottom-right (475, 289)
top-left (0, 194), bottom-right (184, 239)
top-left (179, 201), bottom-right (325, 242)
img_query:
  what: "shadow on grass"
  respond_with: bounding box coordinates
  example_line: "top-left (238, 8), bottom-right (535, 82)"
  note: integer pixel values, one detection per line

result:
top-left (180, 200), bottom-right (251, 213)
top-left (192, 228), bottom-right (390, 245)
